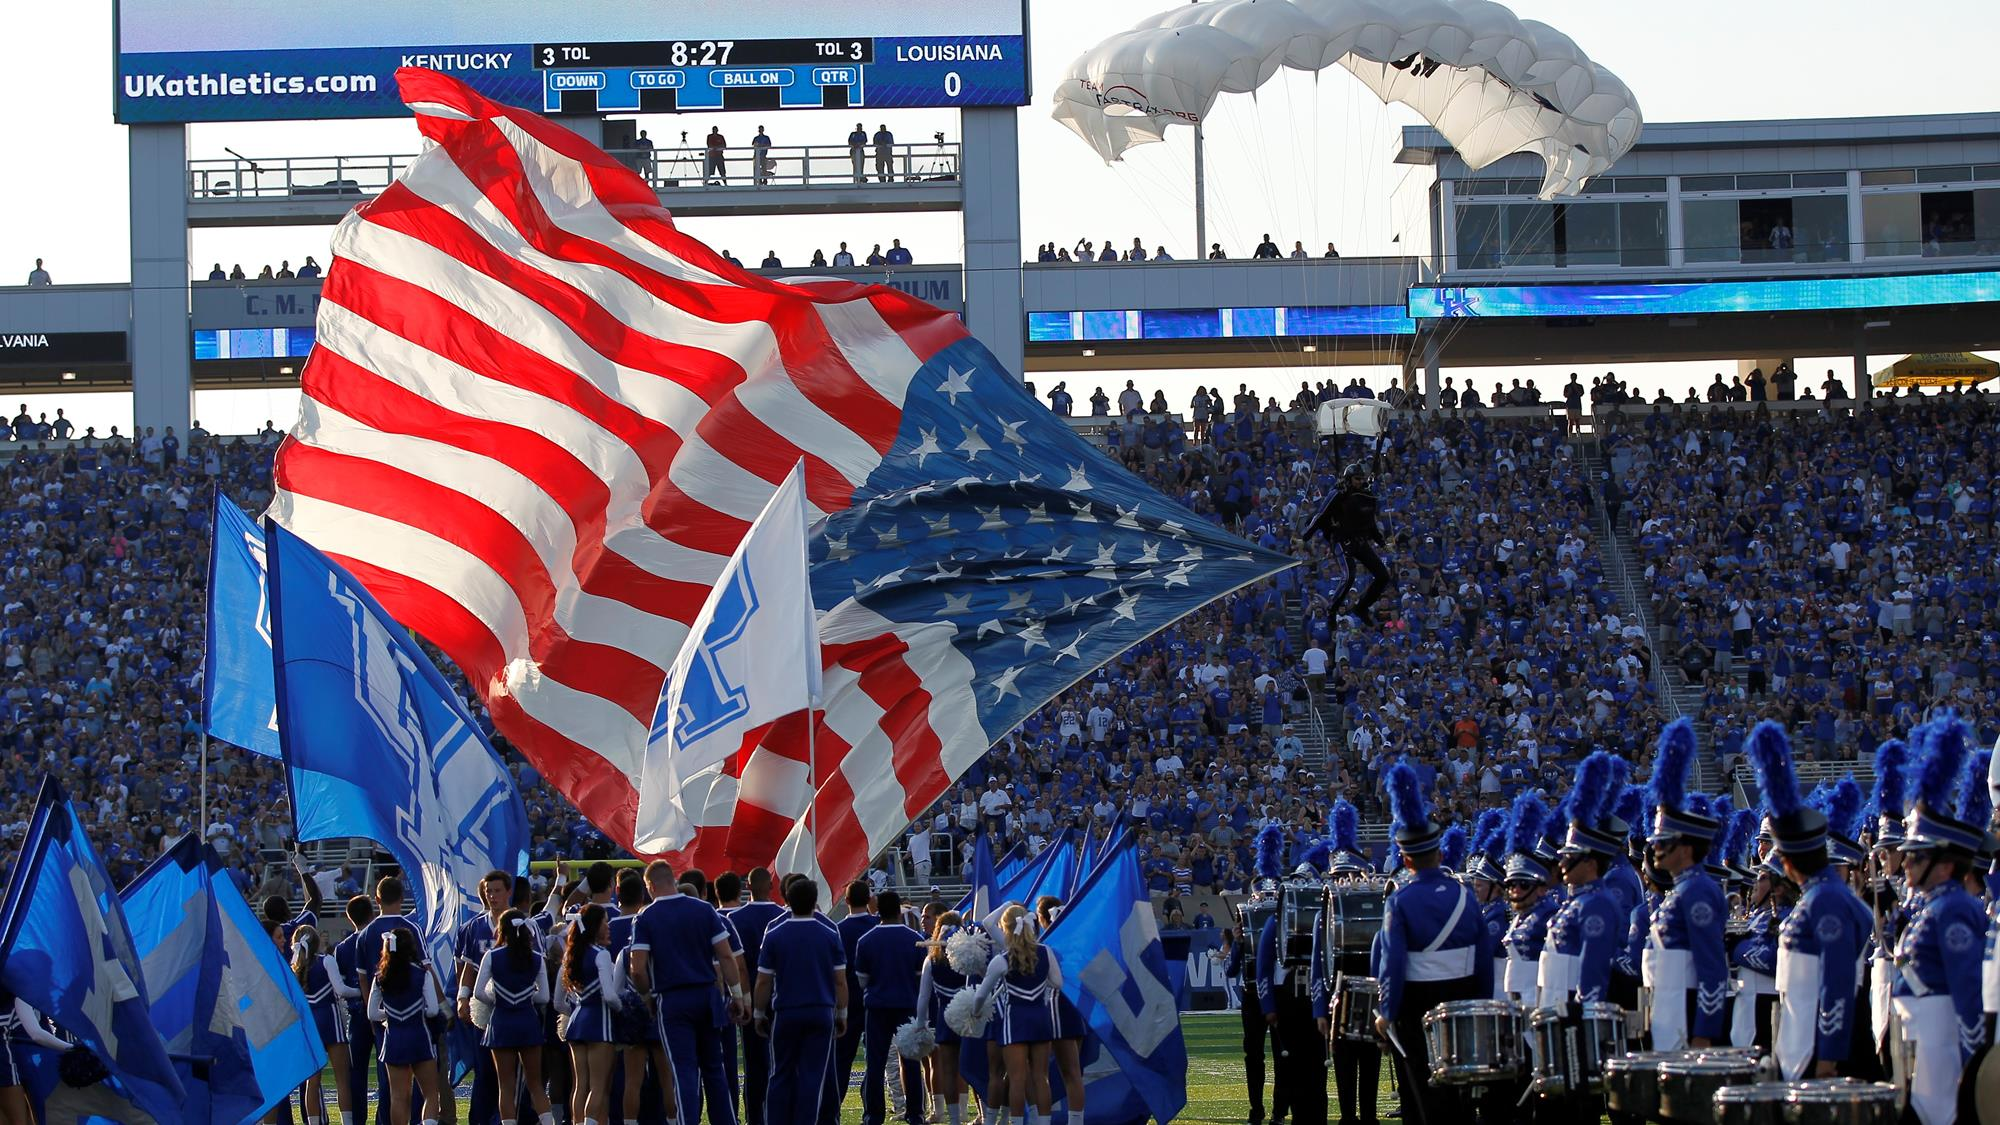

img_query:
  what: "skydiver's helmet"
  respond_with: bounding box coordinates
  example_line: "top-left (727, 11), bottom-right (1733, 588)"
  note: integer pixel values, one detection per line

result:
top-left (1340, 463), bottom-right (1372, 491)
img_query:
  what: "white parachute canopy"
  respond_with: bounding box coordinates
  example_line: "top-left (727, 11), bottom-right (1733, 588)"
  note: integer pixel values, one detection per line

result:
top-left (1052, 0), bottom-right (1643, 199)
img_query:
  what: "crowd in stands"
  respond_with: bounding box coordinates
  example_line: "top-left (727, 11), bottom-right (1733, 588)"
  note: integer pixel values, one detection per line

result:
top-left (1032, 235), bottom-right (1343, 263)
top-left (722, 240), bottom-right (919, 271)
top-left (201, 259), bottom-right (323, 281)
top-left (4, 379), bottom-right (1995, 914)
top-left (1612, 393), bottom-right (2000, 774)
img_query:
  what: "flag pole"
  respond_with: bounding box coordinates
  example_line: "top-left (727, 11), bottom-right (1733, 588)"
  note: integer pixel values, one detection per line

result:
top-left (200, 730), bottom-right (210, 842)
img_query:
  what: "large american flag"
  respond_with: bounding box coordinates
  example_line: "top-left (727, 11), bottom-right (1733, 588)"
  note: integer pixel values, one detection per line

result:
top-left (272, 69), bottom-right (1292, 890)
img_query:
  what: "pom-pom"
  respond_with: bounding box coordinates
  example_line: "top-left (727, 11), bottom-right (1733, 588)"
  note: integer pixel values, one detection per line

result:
top-left (1569, 751), bottom-right (1621, 829)
top-left (1918, 715), bottom-right (1971, 814)
top-left (1960, 749), bottom-right (1994, 832)
top-left (1471, 808), bottom-right (1508, 864)
top-left (1827, 775), bottom-right (1865, 841)
top-left (943, 988), bottom-right (990, 1038)
top-left (945, 927), bottom-right (993, 978)
top-left (1384, 761), bottom-right (1431, 836)
top-left (895, 1015), bottom-right (938, 1059)
top-left (1253, 823), bottom-right (1286, 881)
top-left (1439, 825), bottom-right (1467, 871)
top-left (1650, 719), bottom-right (1697, 815)
top-left (1329, 799), bottom-right (1360, 855)
top-left (1505, 793), bottom-right (1549, 857)
top-left (1745, 721), bottom-right (1801, 817)
top-left (1872, 738), bottom-right (1910, 818)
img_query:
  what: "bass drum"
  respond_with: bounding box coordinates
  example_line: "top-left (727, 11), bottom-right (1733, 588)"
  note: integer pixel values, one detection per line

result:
top-left (1323, 884), bottom-right (1387, 952)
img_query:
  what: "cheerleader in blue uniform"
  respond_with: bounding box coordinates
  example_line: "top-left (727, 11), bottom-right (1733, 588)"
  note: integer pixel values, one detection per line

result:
top-left (291, 925), bottom-right (358, 1125)
top-left (476, 909), bottom-right (558, 1125)
top-left (558, 904), bottom-right (620, 1125)
top-left (366, 930), bottom-right (445, 1125)
top-left (0, 988), bottom-right (68, 1125)
top-left (1034, 896), bottom-right (1088, 1125)
top-left (973, 904), bottom-right (1063, 1125)
top-left (917, 911), bottom-right (970, 1125)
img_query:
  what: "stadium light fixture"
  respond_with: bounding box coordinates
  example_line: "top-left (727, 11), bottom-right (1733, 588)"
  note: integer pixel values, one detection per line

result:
top-left (279, 365), bottom-right (295, 374)
top-left (1082, 348), bottom-right (1096, 357)
top-left (1303, 344), bottom-right (1318, 352)
top-left (60, 371), bottom-right (76, 381)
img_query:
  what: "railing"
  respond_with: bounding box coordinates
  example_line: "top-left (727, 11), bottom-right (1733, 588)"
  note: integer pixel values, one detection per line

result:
top-left (187, 141), bottom-right (959, 201)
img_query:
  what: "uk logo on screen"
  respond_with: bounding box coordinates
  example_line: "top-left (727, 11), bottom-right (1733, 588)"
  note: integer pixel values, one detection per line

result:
top-left (1433, 287), bottom-right (1484, 317)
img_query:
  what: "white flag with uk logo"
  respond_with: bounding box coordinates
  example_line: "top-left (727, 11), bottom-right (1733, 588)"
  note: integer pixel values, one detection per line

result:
top-left (636, 462), bottom-right (820, 854)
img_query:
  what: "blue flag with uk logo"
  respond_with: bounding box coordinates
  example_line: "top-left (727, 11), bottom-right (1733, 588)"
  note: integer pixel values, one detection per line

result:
top-left (203, 493), bottom-right (280, 757)
top-left (263, 519), bottom-right (531, 972)
top-left (0, 777), bottom-right (184, 1123)
top-left (121, 834), bottom-right (325, 1125)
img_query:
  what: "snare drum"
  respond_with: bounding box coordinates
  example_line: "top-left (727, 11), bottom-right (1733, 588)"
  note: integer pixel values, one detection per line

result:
top-left (1783, 1079), bottom-right (1899, 1125)
top-left (1526, 1002), bottom-right (1625, 1095)
top-left (1711, 1081), bottom-right (1806, 1125)
top-left (1332, 977), bottom-right (1380, 1043)
top-left (1420, 1000), bottom-right (1525, 1087)
top-left (1602, 1050), bottom-right (1679, 1120)
top-left (1657, 1054), bottom-right (1759, 1123)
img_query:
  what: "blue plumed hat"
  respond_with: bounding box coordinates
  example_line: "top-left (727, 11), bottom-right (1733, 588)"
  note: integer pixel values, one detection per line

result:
top-left (1297, 837), bottom-right (1332, 876)
top-left (1560, 751), bottom-right (1628, 858)
top-left (1503, 792), bottom-right (1553, 883)
top-left (1905, 715), bottom-right (1983, 854)
top-left (1872, 738), bottom-right (1910, 847)
top-left (1720, 807), bottom-right (1758, 882)
top-left (1825, 774), bottom-right (1867, 866)
top-left (1328, 798), bottom-right (1368, 873)
top-left (1468, 807), bottom-right (1508, 884)
top-left (1439, 825), bottom-right (1468, 873)
top-left (1649, 718), bottom-right (1720, 844)
top-left (1960, 747), bottom-right (1994, 860)
top-left (1253, 822), bottom-right (1286, 882)
top-left (1384, 760), bottom-right (1443, 854)
top-left (1746, 720), bottom-right (1825, 858)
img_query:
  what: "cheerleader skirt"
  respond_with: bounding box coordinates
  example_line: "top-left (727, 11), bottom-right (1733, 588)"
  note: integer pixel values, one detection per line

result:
top-left (1055, 992), bottom-right (1086, 1041)
top-left (563, 997), bottom-right (615, 1044)
top-left (928, 989), bottom-right (961, 1048)
top-left (483, 1004), bottom-right (546, 1051)
top-left (310, 1001), bottom-right (348, 1047)
top-left (379, 1019), bottom-right (437, 1066)
top-left (996, 990), bottom-right (1059, 1046)
top-left (0, 1038), bottom-right (22, 1088)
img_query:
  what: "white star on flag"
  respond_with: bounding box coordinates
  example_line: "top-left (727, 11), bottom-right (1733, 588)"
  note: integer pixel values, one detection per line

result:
top-left (1019, 622), bottom-right (1050, 653)
top-left (989, 666), bottom-right (1024, 702)
top-left (1000, 419), bottom-right (1029, 447)
top-left (937, 365), bottom-right (974, 405)
top-left (1113, 589), bottom-right (1142, 621)
top-left (1065, 465), bottom-right (1093, 491)
top-left (910, 427), bottom-right (942, 465)
top-left (957, 424), bottom-right (991, 460)
top-left (1053, 630), bottom-right (1088, 662)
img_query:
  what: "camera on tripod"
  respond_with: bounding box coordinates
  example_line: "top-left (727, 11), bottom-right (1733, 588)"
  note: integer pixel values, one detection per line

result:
top-left (934, 131), bottom-right (946, 145)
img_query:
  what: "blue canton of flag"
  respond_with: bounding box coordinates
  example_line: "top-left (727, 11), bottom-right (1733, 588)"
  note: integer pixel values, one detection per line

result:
top-left (122, 835), bottom-right (326, 1125)
top-left (1042, 833), bottom-right (1189, 1125)
top-left (0, 778), bottom-right (185, 1123)
top-left (263, 520), bottom-right (532, 973)
top-left (810, 336), bottom-right (1292, 745)
top-left (203, 493), bottom-right (280, 757)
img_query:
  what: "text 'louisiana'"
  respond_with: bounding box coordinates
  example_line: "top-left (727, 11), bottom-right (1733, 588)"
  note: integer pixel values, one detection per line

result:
top-left (894, 44), bottom-right (1003, 62)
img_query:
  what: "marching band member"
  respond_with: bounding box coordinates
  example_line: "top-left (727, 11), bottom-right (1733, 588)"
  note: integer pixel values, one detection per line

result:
top-left (1744, 722), bottom-right (1872, 1081)
top-left (1499, 794), bottom-right (1558, 1010)
top-left (1312, 799), bottom-right (1381, 1125)
top-left (1600, 784), bottom-right (1649, 1021)
top-left (1869, 737), bottom-right (1914, 1079)
top-left (475, 909), bottom-right (559, 1125)
top-left (1727, 843), bottom-right (1790, 1052)
top-left (1374, 761), bottom-right (1491, 1125)
top-left (835, 880), bottom-right (880, 1115)
top-left (1255, 823), bottom-right (1323, 1125)
top-left (1540, 752), bottom-right (1637, 1119)
top-left (1466, 808), bottom-right (1511, 999)
top-left (1642, 718), bottom-right (1730, 1052)
top-left (1893, 716), bottom-right (1989, 1125)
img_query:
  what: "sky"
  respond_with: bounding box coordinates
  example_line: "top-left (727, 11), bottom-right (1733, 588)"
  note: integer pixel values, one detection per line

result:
top-left (4, 0), bottom-right (1998, 434)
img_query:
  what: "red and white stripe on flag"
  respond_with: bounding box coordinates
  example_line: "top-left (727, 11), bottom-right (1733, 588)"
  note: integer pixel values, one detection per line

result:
top-left (271, 68), bottom-right (972, 890)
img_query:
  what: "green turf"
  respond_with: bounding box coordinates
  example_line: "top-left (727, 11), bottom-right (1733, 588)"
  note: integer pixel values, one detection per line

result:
top-left (326, 1012), bottom-right (1619, 1122)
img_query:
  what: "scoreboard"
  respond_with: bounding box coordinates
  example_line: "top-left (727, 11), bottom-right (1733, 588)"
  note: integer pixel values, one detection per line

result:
top-left (115, 0), bottom-right (1030, 124)
top-left (533, 35), bottom-right (1018, 114)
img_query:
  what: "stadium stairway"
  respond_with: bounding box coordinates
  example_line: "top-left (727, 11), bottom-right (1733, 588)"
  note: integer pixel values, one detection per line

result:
top-left (1575, 438), bottom-right (1725, 793)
